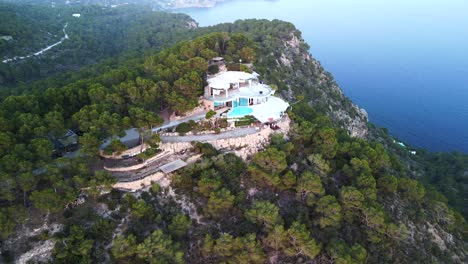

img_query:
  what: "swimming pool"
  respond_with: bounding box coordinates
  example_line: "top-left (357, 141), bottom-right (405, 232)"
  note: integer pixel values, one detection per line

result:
top-left (227, 107), bottom-right (253, 117)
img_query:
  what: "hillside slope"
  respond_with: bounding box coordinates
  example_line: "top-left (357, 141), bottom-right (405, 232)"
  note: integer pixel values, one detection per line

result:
top-left (0, 3), bottom-right (196, 86)
top-left (198, 19), bottom-right (368, 138)
top-left (0, 9), bottom-right (466, 264)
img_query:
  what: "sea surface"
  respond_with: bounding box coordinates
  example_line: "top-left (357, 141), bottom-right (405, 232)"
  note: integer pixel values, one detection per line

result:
top-left (181, 0), bottom-right (468, 153)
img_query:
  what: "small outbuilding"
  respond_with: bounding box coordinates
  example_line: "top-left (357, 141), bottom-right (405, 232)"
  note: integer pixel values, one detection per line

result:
top-left (53, 129), bottom-right (79, 155)
top-left (209, 57), bottom-right (225, 65)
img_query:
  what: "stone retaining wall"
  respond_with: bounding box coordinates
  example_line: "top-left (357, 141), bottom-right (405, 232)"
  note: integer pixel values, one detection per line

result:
top-left (104, 151), bottom-right (170, 172)
top-left (100, 144), bottom-right (150, 160)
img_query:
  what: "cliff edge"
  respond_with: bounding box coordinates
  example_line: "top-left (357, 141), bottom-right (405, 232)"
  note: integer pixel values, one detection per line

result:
top-left (275, 32), bottom-right (369, 138)
top-left (215, 20), bottom-right (368, 137)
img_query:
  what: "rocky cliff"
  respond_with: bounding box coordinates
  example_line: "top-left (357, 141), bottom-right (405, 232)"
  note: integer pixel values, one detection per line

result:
top-left (225, 20), bottom-right (369, 138)
top-left (275, 32), bottom-right (368, 138)
top-left (268, 29), bottom-right (466, 261)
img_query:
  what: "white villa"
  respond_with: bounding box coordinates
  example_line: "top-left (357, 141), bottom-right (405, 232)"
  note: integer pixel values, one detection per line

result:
top-left (202, 71), bottom-right (290, 123)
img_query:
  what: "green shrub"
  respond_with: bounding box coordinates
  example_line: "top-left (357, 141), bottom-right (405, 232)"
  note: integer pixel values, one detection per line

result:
top-left (176, 122), bottom-right (192, 134)
top-left (137, 148), bottom-right (160, 160)
top-left (235, 116), bottom-right (257, 127)
top-left (147, 134), bottom-right (161, 148)
top-left (188, 120), bottom-right (197, 127)
top-left (194, 142), bottom-right (218, 157)
top-left (150, 183), bottom-right (161, 194)
top-left (235, 120), bottom-right (252, 127)
top-left (240, 64), bottom-right (251, 73)
top-left (205, 110), bottom-right (217, 119)
top-left (103, 139), bottom-right (127, 155)
top-left (235, 119), bottom-right (254, 127)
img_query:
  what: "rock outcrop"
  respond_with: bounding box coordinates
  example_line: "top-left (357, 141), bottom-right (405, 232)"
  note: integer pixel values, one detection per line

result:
top-left (282, 32), bottom-right (368, 137)
top-left (186, 20), bottom-right (199, 29)
top-left (258, 29), bottom-right (369, 138)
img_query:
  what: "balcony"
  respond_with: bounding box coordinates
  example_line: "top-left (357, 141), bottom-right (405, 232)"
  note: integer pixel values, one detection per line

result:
top-left (205, 84), bottom-right (273, 102)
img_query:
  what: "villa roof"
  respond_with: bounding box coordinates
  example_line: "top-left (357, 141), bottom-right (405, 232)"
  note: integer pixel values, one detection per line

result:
top-left (206, 83), bottom-right (273, 102)
top-left (249, 96), bottom-right (290, 123)
top-left (210, 79), bottom-right (230, 89)
top-left (208, 71), bottom-right (256, 86)
top-left (55, 130), bottom-right (78, 149)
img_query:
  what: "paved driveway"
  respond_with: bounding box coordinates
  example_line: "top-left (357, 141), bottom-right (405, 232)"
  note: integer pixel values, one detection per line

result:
top-left (160, 127), bottom-right (258, 143)
top-left (152, 113), bottom-right (207, 132)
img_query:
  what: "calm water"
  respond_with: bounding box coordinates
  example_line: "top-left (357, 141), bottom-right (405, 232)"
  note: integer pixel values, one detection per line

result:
top-left (181, 0), bottom-right (468, 153)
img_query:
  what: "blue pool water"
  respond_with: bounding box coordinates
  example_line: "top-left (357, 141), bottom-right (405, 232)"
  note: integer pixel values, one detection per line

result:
top-left (228, 107), bottom-right (253, 117)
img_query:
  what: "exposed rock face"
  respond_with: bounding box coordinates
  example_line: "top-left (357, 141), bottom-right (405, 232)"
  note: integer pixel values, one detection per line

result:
top-left (334, 107), bottom-right (368, 138)
top-left (382, 195), bottom-right (467, 263)
top-left (3, 220), bottom-right (63, 264)
top-left (186, 20), bottom-right (199, 29)
top-left (261, 31), bottom-right (368, 138)
top-left (252, 24), bottom-right (368, 138)
top-left (17, 240), bottom-right (55, 264)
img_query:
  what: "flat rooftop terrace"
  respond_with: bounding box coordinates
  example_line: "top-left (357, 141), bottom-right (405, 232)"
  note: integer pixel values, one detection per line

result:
top-left (247, 96), bottom-right (290, 123)
top-left (206, 84), bottom-right (273, 102)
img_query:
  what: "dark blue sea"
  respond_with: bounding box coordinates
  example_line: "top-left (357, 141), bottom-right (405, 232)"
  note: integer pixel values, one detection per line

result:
top-left (181, 0), bottom-right (468, 153)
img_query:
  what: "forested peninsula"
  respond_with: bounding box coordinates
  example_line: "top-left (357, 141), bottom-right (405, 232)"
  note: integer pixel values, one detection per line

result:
top-left (0, 2), bottom-right (466, 263)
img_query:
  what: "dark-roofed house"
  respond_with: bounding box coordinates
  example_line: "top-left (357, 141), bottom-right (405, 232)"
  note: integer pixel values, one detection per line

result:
top-left (53, 130), bottom-right (79, 155)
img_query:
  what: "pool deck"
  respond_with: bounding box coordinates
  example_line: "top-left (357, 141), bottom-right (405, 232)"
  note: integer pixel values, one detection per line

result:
top-left (226, 97), bottom-right (289, 123)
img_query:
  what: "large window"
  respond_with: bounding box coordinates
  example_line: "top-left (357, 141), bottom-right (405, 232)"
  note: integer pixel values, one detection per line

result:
top-left (239, 98), bottom-right (249, 106)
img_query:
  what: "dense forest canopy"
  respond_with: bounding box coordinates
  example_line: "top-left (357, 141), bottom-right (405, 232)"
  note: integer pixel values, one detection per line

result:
top-left (0, 30), bottom-right (257, 244)
top-left (0, 3), bottom-right (63, 58)
top-left (0, 2), bottom-right (195, 86)
top-left (0, 2), bottom-right (466, 263)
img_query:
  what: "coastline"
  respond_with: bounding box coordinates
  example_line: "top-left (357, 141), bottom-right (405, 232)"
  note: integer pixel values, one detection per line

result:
top-left (162, 0), bottom-right (229, 9)
top-left (180, 0), bottom-right (468, 153)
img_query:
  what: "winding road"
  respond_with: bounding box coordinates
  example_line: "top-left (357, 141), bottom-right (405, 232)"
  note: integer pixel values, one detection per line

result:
top-left (2, 23), bottom-right (69, 63)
